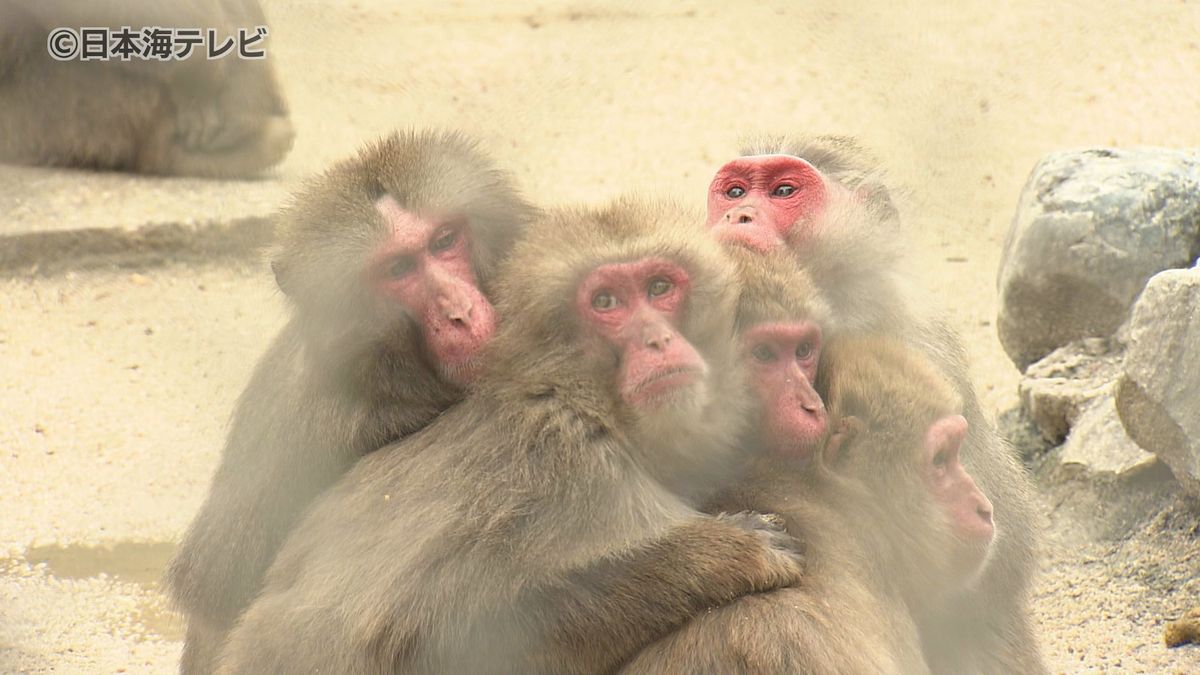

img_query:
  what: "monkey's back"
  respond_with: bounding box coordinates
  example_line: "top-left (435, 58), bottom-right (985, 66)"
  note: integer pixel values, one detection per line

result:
top-left (623, 470), bottom-right (929, 675)
top-left (216, 389), bottom-right (701, 674)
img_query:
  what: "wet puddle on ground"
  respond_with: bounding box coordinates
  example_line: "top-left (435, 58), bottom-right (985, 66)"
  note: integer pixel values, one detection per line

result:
top-left (9, 541), bottom-right (185, 641)
top-left (23, 541), bottom-right (175, 584)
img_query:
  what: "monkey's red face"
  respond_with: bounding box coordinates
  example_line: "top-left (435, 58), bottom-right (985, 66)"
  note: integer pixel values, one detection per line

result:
top-left (706, 155), bottom-right (829, 253)
top-left (922, 414), bottom-right (995, 576)
top-left (370, 196), bottom-right (497, 385)
top-left (742, 321), bottom-right (826, 459)
top-left (576, 258), bottom-right (707, 409)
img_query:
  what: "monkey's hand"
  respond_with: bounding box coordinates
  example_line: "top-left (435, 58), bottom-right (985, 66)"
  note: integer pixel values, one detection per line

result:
top-left (520, 511), bottom-right (806, 673)
top-left (714, 510), bottom-right (806, 592)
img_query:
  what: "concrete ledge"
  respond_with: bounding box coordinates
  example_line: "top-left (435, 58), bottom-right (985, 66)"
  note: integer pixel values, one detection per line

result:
top-left (0, 217), bottom-right (274, 275)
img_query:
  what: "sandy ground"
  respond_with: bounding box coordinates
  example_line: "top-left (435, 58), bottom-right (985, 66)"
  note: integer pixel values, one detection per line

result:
top-left (2, 1), bottom-right (1199, 672)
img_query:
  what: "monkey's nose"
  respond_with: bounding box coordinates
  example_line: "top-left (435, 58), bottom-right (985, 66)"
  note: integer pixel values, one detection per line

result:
top-left (645, 334), bottom-right (671, 349)
top-left (976, 497), bottom-right (994, 525)
top-left (441, 299), bottom-right (473, 325)
top-left (643, 328), bottom-right (673, 349)
top-left (726, 206), bottom-right (756, 225)
top-left (792, 390), bottom-right (823, 414)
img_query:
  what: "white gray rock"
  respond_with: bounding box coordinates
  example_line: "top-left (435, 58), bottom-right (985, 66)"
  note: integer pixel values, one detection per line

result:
top-left (1060, 392), bottom-right (1158, 479)
top-left (997, 148), bottom-right (1200, 369)
top-left (1116, 265), bottom-right (1200, 497)
top-left (1019, 338), bottom-right (1123, 443)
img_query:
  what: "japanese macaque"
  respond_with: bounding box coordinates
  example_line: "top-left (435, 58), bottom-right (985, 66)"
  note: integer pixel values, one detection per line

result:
top-left (213, 199), bottom-right (805, 675)
top-left (166, 131), bottom-right (537, 673)
top-left (707, 137), bottom-right (907, 335)
top-left (704, 135), bottom-right (1044, 673)
top-left (625, 281), bottom-right (996, 673)
top-left (729, 248), bottom-right (831, 461)
top-left (0, 0), bottom-right (292, 177)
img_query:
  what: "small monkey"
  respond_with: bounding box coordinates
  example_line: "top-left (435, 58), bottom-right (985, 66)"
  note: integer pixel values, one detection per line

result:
top-left (214, 199), bottom-right (804, 675)
top-left (166, 131), bottom-right (537, 672)
top-left (704, 136), bottom-right (1044, 673)
top-left (729, 248), bottom-right (830, 461)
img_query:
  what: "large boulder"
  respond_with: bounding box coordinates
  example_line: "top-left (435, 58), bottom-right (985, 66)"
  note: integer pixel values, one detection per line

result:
top-left (1116, 265), bottom-right (1200, 498)
top-left (997, 148), bottom-right (1200, 370)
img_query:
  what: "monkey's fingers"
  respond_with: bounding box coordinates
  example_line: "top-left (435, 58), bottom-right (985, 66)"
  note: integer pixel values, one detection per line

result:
top-left (722, 510), bottom-right (787, 533)
top-left (718, 511), bottom-right (807, 577)
top-left (759, 512), bottom-right (788, 530)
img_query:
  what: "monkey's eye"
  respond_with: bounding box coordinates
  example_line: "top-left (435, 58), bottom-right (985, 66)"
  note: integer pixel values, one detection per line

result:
top-left (795, 342), bottom-right (813, 360)
top-left (751, 344), bottom-right (776, 363)
top-left (772, 184), bottom-right (796, 197)
top-left (591, 291), bottom-right (619, 312)
top-left (647, 277), bottom-right (673, 298)
top-left (932, 450), bottom-right (948, 468)
top-left (388, 256), bottom-right (417, 278)
top-left (429, 229), bottom-right (459, 253)
top-left (725, 186), bottom-right (746, 199)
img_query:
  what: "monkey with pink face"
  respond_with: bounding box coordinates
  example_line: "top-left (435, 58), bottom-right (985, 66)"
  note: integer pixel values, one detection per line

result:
top-left (213, 200), bottom-right (807, 675)
top-left (625, 251), bottom-right (999, 674)
top-left (167, 131), bottom-right (536, 673)
top-left (698, 137), bottom-right (1044, 674)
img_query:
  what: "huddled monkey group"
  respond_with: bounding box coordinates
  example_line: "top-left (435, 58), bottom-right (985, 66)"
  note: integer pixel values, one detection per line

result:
top-left (160, 130), bottom-right (1045, 674)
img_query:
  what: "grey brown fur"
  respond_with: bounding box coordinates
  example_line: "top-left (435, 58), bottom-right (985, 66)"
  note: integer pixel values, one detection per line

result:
top-left (626, 331), bottom-right (975, 674)
top-left (737, 135), bottom-right (1045, 674)
top-left (0, 0), bottom-right (292, 177)
top-left (214, 199), bottom-right (804, 675)
top-left (166, 131), bottom-right (537, 673)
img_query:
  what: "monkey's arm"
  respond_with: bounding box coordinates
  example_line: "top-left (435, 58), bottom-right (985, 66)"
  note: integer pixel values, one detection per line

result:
top-left (210, 450), bottom-right (442, 675)
top-left (618, 587), bottom-right (926, 675)
top-left (167, 429), bottom-right (349, 620)
top-left (166, 334), bottom-right (359, 631)
top-left (520, 512), bottom-right (804, 675)
top-left (167, 429), bottom-right (354, 675)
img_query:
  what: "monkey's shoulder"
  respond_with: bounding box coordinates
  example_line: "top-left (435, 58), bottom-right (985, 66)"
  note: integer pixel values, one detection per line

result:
top-left (326, 394), bottom-right (596, 499)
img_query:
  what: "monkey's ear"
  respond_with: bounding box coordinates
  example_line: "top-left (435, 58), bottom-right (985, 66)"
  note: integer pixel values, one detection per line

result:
top-left (822, 415), bottom-right (864, 466)
top-left (270, 257), bottom-right (294, 297)
top-left (365, 178), bottom-right (386, 201)
top-left (854, 181), bottom-right (899, 225)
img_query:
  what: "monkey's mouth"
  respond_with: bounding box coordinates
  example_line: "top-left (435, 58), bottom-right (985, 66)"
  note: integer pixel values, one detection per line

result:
top-left (777, 440), bottom-right (817, 461)
top-left (711, 225), bottom-right (777, 254)
top-left (630, 366), bottom-right (705, 403)
top-left (769, 430), bottom-right (820, 463)
top-left (954, 538), bottom-right (995, 585)
top-left (439, 354), bottom-right (484, 386)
